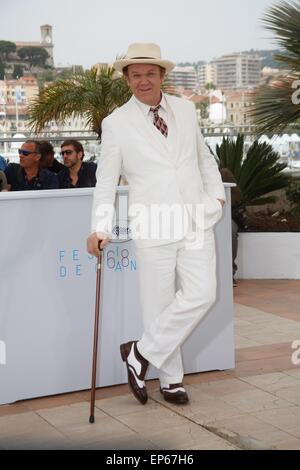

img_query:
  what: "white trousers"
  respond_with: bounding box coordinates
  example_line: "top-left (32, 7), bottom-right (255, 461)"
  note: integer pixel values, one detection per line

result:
top-left (135, 229), bottom-right (217, 388)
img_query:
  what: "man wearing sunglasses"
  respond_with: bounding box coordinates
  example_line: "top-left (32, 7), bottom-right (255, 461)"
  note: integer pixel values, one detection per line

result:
top-left (4, 140), bottom-right (59, 191)
top-left (58, 140), bottom-right (97, 189)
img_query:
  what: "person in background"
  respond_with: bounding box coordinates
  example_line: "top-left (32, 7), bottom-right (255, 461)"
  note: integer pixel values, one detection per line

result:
top-left (0, 155), bottom-right (7, 172)
top-left (58, 140), bottom-right (97, 188)
top-left (0, 170), bottom-right (9, 191)
top-left (4, 140), bottom-right (59, 191)
top-left (39, 141), bottom-right (64, 174)
top-left (219, 167), bottom-right (242, 287)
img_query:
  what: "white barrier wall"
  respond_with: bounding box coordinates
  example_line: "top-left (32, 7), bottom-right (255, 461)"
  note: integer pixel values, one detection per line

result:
top-left (236, 232), bottom-right (300, 279)
top-left (0, 186), bottom-right (235, 405)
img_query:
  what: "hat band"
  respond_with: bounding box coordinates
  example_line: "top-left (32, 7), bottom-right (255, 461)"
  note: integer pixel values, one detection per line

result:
top-left (129, 56), bottom-right (159, 60)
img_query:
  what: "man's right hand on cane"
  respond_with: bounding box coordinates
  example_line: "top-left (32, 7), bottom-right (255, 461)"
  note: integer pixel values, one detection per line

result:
top-left (87, 232), bottom-right (110, 256)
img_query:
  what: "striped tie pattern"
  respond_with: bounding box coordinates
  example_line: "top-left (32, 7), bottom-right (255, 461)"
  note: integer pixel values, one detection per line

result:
top-left (150, 105), bottom-right (168, 138)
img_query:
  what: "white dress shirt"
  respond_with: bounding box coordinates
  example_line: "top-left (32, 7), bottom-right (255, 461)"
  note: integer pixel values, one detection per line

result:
top-left (132, 93), bottom-right (177, 154)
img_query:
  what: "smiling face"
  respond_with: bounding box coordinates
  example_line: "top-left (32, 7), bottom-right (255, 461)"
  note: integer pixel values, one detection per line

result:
top-left (125, 64), bottom-right (165, 106)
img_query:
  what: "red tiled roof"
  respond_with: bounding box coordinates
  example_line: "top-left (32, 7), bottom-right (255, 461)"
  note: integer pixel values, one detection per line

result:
top-left (210, 96), bottom-right (221, 104)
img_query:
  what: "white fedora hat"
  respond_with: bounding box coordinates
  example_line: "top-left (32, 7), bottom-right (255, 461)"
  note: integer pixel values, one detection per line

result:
top-left (113, 43), bottom-right (175, 74)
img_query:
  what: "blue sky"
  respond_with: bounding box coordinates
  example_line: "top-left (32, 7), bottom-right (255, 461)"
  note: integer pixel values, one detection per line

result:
top-left (1, 0), bottom-right (277, 68)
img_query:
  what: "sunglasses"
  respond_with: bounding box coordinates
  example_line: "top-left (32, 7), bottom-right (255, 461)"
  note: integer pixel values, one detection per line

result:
top-left (60, 150), bottom-right (75, 156)
top-left (18, 149), bottom-right (38, 156)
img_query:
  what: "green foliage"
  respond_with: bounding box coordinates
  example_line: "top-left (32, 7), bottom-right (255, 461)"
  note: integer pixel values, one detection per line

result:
top-left (286, 180), bottom-right (300, 215)
top-left (250, 75), bottom-right (300, 134)
top-left (36, 69), bottom-right (56, 88)
top-left (262, 1), bottom-right (300, 71)
top-left (55, 69), bottom-right (76, 80)
top-left (28, 66), bottom-right (132, 138)
top-left (0, 60), bottom-right (5, 80)
top-left (216, 134), bottom-right (290, 206)
top-left (250, 1), bottom-right (300, 133)
top-left (205, 82), bottom-right (216, 90)
top-left (195, 99), bottom-right (209, 119)
top-left (0, 40), bottom-right (16, 60)
top-left (13, 64), bottom-right (23, 79)
top-left (242, 48), bottom-right (284, 69)
top-left (18, 47), bottom-right (49, 67)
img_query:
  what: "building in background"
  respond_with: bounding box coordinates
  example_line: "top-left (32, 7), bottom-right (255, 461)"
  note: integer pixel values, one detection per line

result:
top-left (5, 76), bottom-right (39, 104)
top-left (168, 66), bottom-right (198, 91)
top-left (197, 64), bottom-right (206, 89)
top-left (0, 74), bottom-right (89, 135)
top-left (55, 65), bottom-right (84, 76)
top-left (198, 63), bottom-right (217, 89)
top-left (225, 90), bottom-right (255, 127)
top-left (261, 66), bottom-right (286, 83)
top-left (14, 25), bottom-right (54, 67)
top-left (0, 76), bottom-right (39, 133)
top-left (210, 53), bottom-right (261, 90)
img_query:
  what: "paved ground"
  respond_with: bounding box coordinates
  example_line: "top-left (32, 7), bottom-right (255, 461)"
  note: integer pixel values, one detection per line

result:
top-left (1, 280), bottom-right (300, 450)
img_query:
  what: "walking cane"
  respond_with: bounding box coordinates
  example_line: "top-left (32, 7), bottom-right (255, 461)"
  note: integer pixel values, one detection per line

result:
top-left (89, 243), bottom-right (104, 424)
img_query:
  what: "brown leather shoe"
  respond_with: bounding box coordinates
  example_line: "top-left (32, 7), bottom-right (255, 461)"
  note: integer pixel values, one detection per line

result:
top-left (160, 383), bottom-right (189, 405)
top-left (120, 341), bottom-right (149, 405)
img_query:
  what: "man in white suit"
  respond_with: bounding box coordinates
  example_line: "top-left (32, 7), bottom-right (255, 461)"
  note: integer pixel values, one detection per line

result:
top-left (87, 43), bottom-right (225, 405)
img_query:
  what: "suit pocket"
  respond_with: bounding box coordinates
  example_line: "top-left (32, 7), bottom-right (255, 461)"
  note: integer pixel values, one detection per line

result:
top-left (203, 192), bottom-right (222, 213)
top-left (200, 192), bottom-right (223, 228)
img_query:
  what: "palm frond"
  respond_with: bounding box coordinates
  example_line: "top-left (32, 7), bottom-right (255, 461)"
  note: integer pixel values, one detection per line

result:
top-left (250, 1), bottom-right (300, 133)
top-left (262, 1), bottom-right (300, 68)
top-left (29, 67), bottom-right (132, 138)
top-left (216, 134), bottom-right (289, 206)
top-left (249, 75), bottom-right (300, 134)
top-left (216, 134), bottom-right (244, 179)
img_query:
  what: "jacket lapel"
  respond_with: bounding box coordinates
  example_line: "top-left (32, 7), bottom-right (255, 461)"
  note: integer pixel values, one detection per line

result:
top-left (126, 96), bottom-right (171, 160)
top-left (164, 94), bottom-right (184, 164)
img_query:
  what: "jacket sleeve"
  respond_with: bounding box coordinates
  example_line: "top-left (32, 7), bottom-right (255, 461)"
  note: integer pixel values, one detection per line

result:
top-left (91, 117), bottom-right (122, 235)
top-left (193, 106), bottom-right (226, 202)
top-left (4, 164), bottom-right (14, 186)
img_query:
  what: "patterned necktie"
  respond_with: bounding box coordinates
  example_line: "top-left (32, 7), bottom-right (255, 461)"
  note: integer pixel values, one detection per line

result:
top-left (150, 105), bottom-right (168, 138)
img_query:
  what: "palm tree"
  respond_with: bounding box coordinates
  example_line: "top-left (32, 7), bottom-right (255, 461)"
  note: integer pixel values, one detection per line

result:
top-left (28, 66), bottom-right (132, 139)
top-left (250, 0), bottom-right (300, 134)
top-left (29, 64), bottom-right (174, 139)
top-left (215, 134), bottom-right (290, 206)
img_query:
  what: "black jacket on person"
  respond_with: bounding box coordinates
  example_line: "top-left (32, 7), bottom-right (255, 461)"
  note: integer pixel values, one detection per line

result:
top-left (5, 163), bottom-right (59, 191)
top-left (58, 161), bottom-right (97, 188)
top-left (47, 158), bottom-right (65, 174)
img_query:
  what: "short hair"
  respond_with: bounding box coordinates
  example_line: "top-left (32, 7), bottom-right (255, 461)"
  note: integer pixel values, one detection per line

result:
top-left (61, 139), bottom-right (84, 158)
top-left (24, 139), bottom-right (41, 155)
top-left (39, 141), bottom-right (54, 159)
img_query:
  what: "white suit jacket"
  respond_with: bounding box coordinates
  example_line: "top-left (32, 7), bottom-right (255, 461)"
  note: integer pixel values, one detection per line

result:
top-left (91, 93), bottom-right (226, 247)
